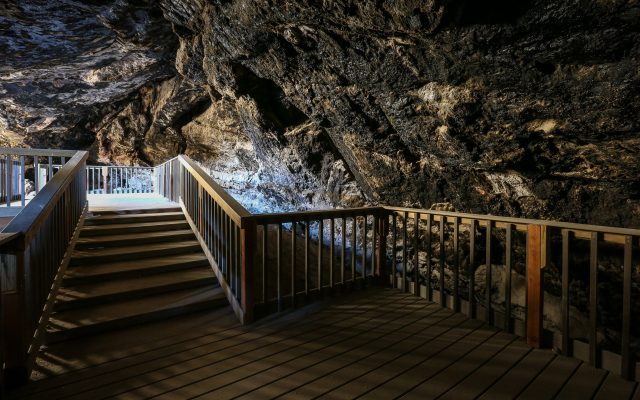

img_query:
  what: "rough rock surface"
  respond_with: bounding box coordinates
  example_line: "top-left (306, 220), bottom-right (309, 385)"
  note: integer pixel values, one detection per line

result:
top-left (2, 0), bottom-right (640, 224)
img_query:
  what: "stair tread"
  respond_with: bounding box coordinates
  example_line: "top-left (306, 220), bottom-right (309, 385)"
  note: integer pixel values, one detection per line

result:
top-left (71, 240), bottom-right (201, 260)
top-left (63, 254), bottom-right (209, 280)
top-left (80, 220), bottom-right (190, 236)
top-left (85, 211), bottom-right (184, 223)
top-left (57, 269), bottom-right (216, 303)
top-left (90, 207), bottom-right (182, 216)
top-left (76, 229), bottom-right (195, 246)
top-left (48, 286), bottom-right (225, 333)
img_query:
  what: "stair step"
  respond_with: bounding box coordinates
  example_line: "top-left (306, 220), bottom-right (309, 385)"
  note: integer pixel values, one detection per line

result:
top-left (90, 207), bottom-right (182, 216)
top-left (70, 241), bottom-right (202, 265)
top-left (76, 229), bottom-right (195, 249)
top-left (46, 287), bottom-right (227, 343)
top-left (83, 212), bottom-right (185, 226)
top-left (55, 269), bottom-right (217, 311)
top-left (62, 254), bottom-right (211, 286)
top-left (80, 220), bottom-right (190, 237)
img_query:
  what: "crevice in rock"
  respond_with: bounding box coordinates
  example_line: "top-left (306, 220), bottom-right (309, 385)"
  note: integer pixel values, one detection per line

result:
top-left (232, 63), bottom-right (308, 136)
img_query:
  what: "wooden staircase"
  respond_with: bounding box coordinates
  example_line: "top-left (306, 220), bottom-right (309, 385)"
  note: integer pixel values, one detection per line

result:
top-left (46, 207), bottom-right (227, 344)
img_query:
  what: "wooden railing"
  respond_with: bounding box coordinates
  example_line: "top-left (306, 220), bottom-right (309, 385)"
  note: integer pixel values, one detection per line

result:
top-left (245, 208), bottom-right (388, 318)
top-left (154, 154), bottom-right (639, 381)
top-left (156, 156), bottom-right (253, 323)
top-left (0, 150), bottom-right (87, 384)
top-left (384, 207), bottom-right (640, 381)
top-left (86, 165), bottom-right (155, 194)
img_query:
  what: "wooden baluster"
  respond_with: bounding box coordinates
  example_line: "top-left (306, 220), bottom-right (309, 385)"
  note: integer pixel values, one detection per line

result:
top-left (262, 224), bottom-right (269, 307)
top-left (402, 211), bottom-right (408, 292)
top-left (329, 218), bottom-right (334, 289)
top-left (439, 216), bottom-right (446, 307)
top-left (361, 216), bottom-right (367, 280)
top-left (426, 214), bottom-right (432, 301)
top-left (414, 212), bottom-right (420, 296)
top-left (621, 236), bottom-right (633, 380)
top-left (351, 217), bottom-right (356, 284)
top-left (291, 222), bottom-right (297, 307)
top-left (561, 229), bottom-right (571, 355)
top-left (277, 223), bottom-right (282, 311)
top-left (372, 215), bottom-right (377, 281)
top-left (318, 219), bottom-right (324, 294)
top-left (305, 220), bottom-right (310, 297)
top-left (589, 232), bottom-right (599, 366)
top-left (485, 220), bottom-right (493, 322)
top-left (376, 213), bottom-right (388, 283)
top-left (504, 224), bottom-right (513, 332)
top-left (469, 219), bottom-right (477, 318)
top-left (341, 218), bottom-right (346, 286)
top-left (392, 213), bottom-right (397, 288)
top-left (453, 216), bottom-right (460, 313)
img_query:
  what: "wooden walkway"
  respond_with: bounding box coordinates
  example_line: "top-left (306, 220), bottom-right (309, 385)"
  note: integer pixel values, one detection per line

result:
top-left (8, 289), bottom-right (639, 400)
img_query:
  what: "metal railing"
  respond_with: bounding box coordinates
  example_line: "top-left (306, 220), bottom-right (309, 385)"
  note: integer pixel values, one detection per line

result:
top-left (0, 150), bottom-right (87, 384)
top-left (86, 166), bottom-right (155, 194)
top-left (0, 148), bottom-right (75, 208)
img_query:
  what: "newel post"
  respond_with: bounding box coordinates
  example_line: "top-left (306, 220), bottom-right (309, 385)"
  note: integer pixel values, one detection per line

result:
top-left (240, 219), bottom-right (255, 324)
top-left (1, 241), bottom-right (29, 385)
top-left (526, 224), bottom-right (548, 348)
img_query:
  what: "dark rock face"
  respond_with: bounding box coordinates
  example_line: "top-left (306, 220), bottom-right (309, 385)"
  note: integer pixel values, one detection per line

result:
top-left (155, 0), bottom-right (640, 225)
top-left (1, 0), bottom-right (639, 224)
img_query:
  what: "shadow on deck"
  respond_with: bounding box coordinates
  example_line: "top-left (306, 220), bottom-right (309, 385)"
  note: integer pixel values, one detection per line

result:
top-left (8, 289), bottom-right (639, 400)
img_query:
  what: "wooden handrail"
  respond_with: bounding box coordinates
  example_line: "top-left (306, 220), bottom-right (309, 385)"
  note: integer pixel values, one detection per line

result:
top-left (385, 206), bottom-right (640, 236)
top-left (176, 156), bottom-right (251, 226)
top-left (0, 150), bottom-right (87, 385)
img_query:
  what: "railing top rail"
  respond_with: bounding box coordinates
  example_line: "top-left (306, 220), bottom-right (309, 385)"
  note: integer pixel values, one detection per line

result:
top-left (385, 206), bottom-right (640, 237)
top-left (0, 232), bottom-right (19, 247)
top-left (1, 151), bottom-right (88, 247)
top-left (174, 155), bottom-right (251, 225)
top-left (245, 206), bottom-right (387, 224)
top-left (0, 147), bottom-right (77, 157)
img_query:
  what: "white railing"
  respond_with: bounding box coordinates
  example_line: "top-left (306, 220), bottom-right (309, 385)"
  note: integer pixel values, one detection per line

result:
top-left (86, 166), bottom-right (155, 194)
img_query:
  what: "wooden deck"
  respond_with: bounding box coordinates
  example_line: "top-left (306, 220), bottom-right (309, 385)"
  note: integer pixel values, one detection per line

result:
top-left (8, 289), bottom-right (639, 400)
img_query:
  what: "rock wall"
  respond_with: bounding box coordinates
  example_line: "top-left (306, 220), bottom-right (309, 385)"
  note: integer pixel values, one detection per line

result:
top-left (1, 0), bottom-right (639, 224)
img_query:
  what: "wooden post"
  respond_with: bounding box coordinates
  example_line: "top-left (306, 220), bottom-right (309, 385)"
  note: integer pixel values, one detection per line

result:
top-left (240, 220), bottom-right (255, 324)
top-left (526, 224), bottom-right (546, 348)
top-left (1, 248), bottom-right (29, 385)
top-left (376, 213), bottom-right (388, 283)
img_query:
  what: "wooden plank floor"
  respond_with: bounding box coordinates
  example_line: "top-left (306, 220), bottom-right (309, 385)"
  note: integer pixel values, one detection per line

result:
top-left (7, 288), bottom-right (638, 400)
